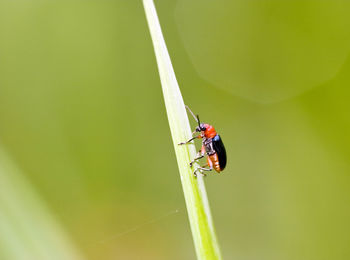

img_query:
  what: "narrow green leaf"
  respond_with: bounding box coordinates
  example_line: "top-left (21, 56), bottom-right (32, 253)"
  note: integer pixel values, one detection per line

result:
top-left (142, 1), bottom-right (222, 259)
top-left (0, 147), bottom-right (84, 260)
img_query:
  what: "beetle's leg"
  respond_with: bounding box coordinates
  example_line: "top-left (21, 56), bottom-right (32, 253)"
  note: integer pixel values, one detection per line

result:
top-left (197, 164), bottom-right (211, 177)
top-left (178, 135), bottom-right (202, 145)
top-left (189, 153), bottom-right (204, 167)
top-left (194, 156), bottom-right (214, 176)
top-left (189, 145), bottom-right (206, 167)
top-left (194, 158), bottom-right (213, 176)
top-left (193, 165), bottom-right (212, 177)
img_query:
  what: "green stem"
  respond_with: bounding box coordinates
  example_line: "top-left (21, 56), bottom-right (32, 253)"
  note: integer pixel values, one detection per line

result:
top-left (142, 1), bottom-right (222, 259)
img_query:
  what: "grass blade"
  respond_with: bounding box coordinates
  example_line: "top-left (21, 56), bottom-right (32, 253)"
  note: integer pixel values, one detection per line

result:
top-left (142, 1), bottom-right (222, 259)
top-left (0, 147), bottom-right (84, 260)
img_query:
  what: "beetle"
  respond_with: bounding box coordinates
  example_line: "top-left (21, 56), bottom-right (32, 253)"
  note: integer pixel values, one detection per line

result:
top-left (179, 105), bottom-right (227, 176)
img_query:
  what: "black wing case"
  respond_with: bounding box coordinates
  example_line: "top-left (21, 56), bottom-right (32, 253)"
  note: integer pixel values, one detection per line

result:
top-left (212, 135), bottom-right (227, 170)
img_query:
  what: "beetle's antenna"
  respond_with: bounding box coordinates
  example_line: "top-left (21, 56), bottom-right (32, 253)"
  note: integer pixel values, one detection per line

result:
top-left (185, 105), bottom-right (199, 123)
top-left (196, 115), bottom-right (201, 128)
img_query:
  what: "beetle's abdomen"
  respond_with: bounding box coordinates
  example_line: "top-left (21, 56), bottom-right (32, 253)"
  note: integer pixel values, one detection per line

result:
top-left (208, 153), bottom-right (221, 172)
top-left (212, 135), bottom-right (227, 170)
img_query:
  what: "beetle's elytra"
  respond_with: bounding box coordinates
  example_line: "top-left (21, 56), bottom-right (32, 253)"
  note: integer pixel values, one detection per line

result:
top-left (179, 105), bottom-right (227, 176)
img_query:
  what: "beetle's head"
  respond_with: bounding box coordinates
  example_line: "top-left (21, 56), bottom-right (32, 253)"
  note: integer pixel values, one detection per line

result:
top-left (195, 123), bottom-right (206, 133)
top-left (185, 106), bottom-right (207, 134)
top-left (193, 115), bottom-right (207, 134)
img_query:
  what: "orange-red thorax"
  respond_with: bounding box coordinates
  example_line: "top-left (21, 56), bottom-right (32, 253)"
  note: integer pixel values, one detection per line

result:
top-left (203, 124), bottom-right (217, 139)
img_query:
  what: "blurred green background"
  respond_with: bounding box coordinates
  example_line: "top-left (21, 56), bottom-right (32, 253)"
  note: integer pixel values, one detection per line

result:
top-left (0, 0), bottom-right (349, 259)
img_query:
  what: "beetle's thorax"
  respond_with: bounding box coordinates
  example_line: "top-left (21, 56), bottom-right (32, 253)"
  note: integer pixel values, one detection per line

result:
top-left (202, 137), bottom-right (215, 155)
top-left (202, 124), bottom-right (217, 139)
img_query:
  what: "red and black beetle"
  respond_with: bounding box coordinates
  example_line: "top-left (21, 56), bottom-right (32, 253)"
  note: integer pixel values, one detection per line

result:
top-left (179, 106), bottom-right (227, 176)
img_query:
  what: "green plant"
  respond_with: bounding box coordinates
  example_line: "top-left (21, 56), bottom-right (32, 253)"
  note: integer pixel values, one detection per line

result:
top-left (142, 1), bottom-right (222, 259)
top-left (0, 148), bottom-right (83, 260)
